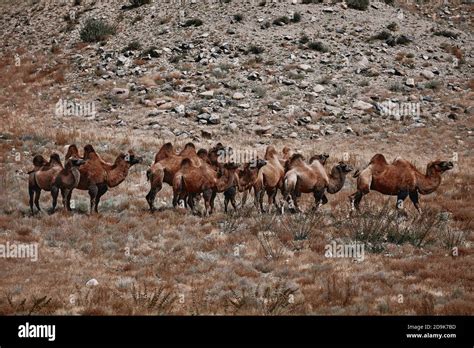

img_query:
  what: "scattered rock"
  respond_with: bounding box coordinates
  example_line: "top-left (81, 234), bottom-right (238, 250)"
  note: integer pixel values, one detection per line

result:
top-left (86, 279), bottom-right (99, 287)
top-left (353, 100), bottom-right (373, 111)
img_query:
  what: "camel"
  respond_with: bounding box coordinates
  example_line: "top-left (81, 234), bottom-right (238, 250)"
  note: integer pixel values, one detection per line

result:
top-left (283, 154), bottom-right (353, 212)
top-left (146, 142), bottom-right (202, 211)
top-left (220, 159), bottom-right (267, 212)
top-left (28, 153), bottom-right (63, 214)
top-left (349, 154), bottom-right (453, 214)
top-left (253, 146), bottom-right (286, 212)
top-left (173, 159), bottom-right (239, 216)
top-left (74, 145), bottom-right (142, 213)
top-left (66, 144), bottom-right (112, 166)
top-left (54, 157), bottom-right (86, 211)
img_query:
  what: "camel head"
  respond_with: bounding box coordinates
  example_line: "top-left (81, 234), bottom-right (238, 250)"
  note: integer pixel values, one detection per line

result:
top-left (309, 154), bottom-right (329, 165)
top-left (83, 144), bottom-right (97, 159)
top-left (334, 161), bottom-right (353, 174)
top-left (70, 157), bottom-right (86, 167)
top-left (49, 153), bottom-right (62, 165)
top-left (285, 153), bottom-right (305, 171)
top-left (249, 158), bottom-right (267, 169)
top-left (427, 160), bottom-right (454, 174)
top-left (282, 146), bottom-right (292, 159)
top-left (124, 150), bottom-right (142, 166)
top-left (65, 144), bottom-right (80, 161)
top-left (33, 154), bottom-right (48, 168)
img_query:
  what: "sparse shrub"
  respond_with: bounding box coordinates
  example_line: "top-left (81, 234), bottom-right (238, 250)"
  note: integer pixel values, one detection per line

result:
top-left (302, 0), bottom-right (323, 3)
top-left (247, 45), bottom-right (265, 55)
top-left (233, 14), bottom-right (244, 22)
top-left (434, 30), bottom-right (459, 39)
top-left (261, 21), bottom-right (271, 29)
top-left (80, 18), bottom-right (116, 43)
top-left (389, 82), bottom-right (406, 92)
top-left (132, 15), bottom-right (144, 25)
top-left (424, 80), bottom-right (441, 90)
top-left (183, 18), bottom-right (203, 27)
top-left (371, 30), bottom-right (392, 41)
top-left (308, 41), bottom-right (329, 52)
top-left (383, 0), bottom-right (394, 4)
top-left (299, 34), bottom-right (310, 44)
top-left (387, 22), bottom-right (398, 31)
top-left (122, 40), bottom-right (141, 52)
top-left (291, 12), bottom-right (302, 23)
top-left (273, 16), bottom-right (290, 26)
top-left (130, 0), bottom-right (151, 7)
top-left (346, 0), bottom-right (370, 11)
top-left (252, 86), bottom-right (267, 98)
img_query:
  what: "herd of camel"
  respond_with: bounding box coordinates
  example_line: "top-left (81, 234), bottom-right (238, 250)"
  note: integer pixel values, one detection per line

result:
top-left (27, 142), bottom-right (454, 216)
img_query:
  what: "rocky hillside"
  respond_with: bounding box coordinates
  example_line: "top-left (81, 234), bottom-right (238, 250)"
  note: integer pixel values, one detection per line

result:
top-left (1, 0), bottom-right (472, 144)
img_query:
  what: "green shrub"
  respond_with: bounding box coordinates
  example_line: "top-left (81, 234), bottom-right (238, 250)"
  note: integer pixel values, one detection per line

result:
top-left (130, 0), bottom-right (151, 7)
top-left (233, 14), bottom-right (244, 22)
top-left (291, 12), bottom-right (302, 23)
top-left (248, 45), bottom-right (265, 55)
top-left (346, 0), bottom-right (370, 11)
top-left (80, 19), bottom-right (116, 43)
top-left (273, 16), bottom-right (290, 26)
top-left (183, 18), bottom-right (203, 27)
top-left (308, 41), bottom-right (329, 53)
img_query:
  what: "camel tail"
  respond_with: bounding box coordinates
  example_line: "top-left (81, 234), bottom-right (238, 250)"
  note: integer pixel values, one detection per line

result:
top-left (353, 170), bottom-right (360, 178)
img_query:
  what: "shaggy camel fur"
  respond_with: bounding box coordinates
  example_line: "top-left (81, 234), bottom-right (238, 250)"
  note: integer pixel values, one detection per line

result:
top-left (54, 157), bottom-right (86, 211)
top-left (74, 145), bottom-right (141, 213)
top-left (146, 143), bottom-right (202, 211)
top-left (283, 154), bottom-right (353, 212)
top-left (224, 159), bottom-right (267, 212)
top-left (349, 154), bottom-right (453, 213)
top-left (254, 146), bottom-right (286, 212)
top-left (28, 153), bottom-right (63, 214)
top-left (173, 159), bottom-right (239, 216)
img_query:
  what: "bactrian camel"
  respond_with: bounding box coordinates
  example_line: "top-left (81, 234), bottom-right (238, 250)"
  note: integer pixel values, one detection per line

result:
top-left (349, 154), bottom-right (453, 214)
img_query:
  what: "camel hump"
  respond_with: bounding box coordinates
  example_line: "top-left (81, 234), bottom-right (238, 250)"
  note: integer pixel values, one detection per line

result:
top-left (285, 153), bottom-right (305, 171)
top-left (155, 142), bottom-right (174, 161)
top-left (33, 154), bottom-right (47, 167)
top-left (264, 145), bottom-right (278, 160)
top-left (369, 154), bottom-right (389, 166)
top-left (180, 158), bottom-right (193, 167)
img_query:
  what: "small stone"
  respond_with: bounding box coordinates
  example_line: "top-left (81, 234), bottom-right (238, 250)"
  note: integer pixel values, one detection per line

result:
top-left (232, 92), bottom-right (245, 100)
top-left (353, 100), bottom-right (373, 111)
top-left (421, 70), bottom-right (435, 80)
top-left (289, 132), bottom-right (298, 138)
top-left (313, 84), bottom-right (325, 93)
top-left (297, 64), bottom-right (311, 71)
top-left (86, 279), bottom-right (99, 287)
top-left (174, 104), bottom-right (185, 115)
top-left (109, 88), bottom-right (129, 99)
top-left (208, 114), bottom-right (221, 124)
top-left (405, 78), bottom-right (415, 87)
top-left (200, 90), bottom-right (214, 98)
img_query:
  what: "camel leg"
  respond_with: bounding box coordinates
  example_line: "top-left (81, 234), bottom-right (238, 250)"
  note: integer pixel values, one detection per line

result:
top-left (409, 191), bottom-right (422, 214)
top-left (231, 194), bottom-right (238, 212)
top-left (66, 190), bottom-right (73, 211)
top-left (202, 190), bottom-right (213, 217)
top-left (34, 188), bottom-right (42, 212)
top-left (349, 190), bottom-right (366, 213)
top-left (29, 185), bottom-right (35, 214)
top-left (241, 189), bottom-right (248, 208)
top-left (88, 185), bottom-right (98, 214)
top-left (95, 184), bottom-right (108, 213)
top-left (396, 191), bottom-right (409, 216)
top-left (313, 190), bottom-right (325, 211)
top-left (209, 191), bottom-right (217, 215)
top-left (61, 188), bottom-right (68, 210)
top-left (146, 185), bottom-right (161, 211)
top-left (51, 186), bottom-right (59, 214)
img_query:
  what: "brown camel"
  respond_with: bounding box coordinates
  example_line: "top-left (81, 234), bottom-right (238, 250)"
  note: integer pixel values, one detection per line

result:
top-left (54, 157), bottom-right (86, 211)
top-left (146, 142), bottom-right (202, 211)
top-left (173, 159), bottom-right (239, 216)
top-left (349, 154), bottom-right (453, 214)
top-left (254, 146), bottom-right (286, 212)
top-left (226, 159), bottom-right (267, 211)
top-left (283, 154), bottom-right (353, 212)
top-left (28, 153), bottom-right (63, 214)
top-left (74, 145), bottom-right (142, 213)
top-left (66, 144), bottom-right (112, 166)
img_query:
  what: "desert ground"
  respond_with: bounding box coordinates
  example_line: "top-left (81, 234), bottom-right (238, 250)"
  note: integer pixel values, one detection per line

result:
top-left (0, 0), bottom-right (473, 315)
